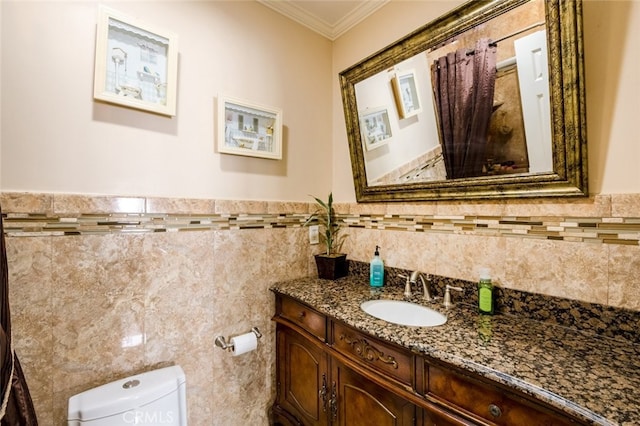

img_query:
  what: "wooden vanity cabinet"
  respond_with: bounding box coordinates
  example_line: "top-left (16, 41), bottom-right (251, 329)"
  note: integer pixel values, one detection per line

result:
top-left (275, 325), bottom-right (329, 425)
top-left (332, 357), bottom-right (416, 426)
top-left (423, 361), bottom-right (580, 426)
top-left (272, 293), bottom-right (584, 426)
top-left (273, 296), bottom-right (418, 426)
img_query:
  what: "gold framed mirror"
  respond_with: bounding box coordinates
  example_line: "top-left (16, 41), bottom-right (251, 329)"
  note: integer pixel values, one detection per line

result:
top-left (340, 0), bottom-right (587, 202)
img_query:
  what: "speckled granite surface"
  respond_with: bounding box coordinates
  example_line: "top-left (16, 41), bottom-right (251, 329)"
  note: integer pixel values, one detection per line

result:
top-left (369, 261), bottom-right (640, 346)
top-left (271, 270), bottom-right (640, 425)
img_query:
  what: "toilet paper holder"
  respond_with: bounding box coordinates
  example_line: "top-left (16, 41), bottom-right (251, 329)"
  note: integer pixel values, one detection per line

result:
top-left (214, 327), bottom-right (262, 352)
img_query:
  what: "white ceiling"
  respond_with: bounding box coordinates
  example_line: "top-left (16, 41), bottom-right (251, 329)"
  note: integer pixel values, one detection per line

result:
top-left (258, 0), bottom-right (389, 40)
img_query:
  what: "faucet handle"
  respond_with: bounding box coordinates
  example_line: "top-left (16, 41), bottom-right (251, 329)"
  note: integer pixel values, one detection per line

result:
top-left (398, 274), bottom-right (412, 297)
top-left (443, 285), bottom-right (463, 308)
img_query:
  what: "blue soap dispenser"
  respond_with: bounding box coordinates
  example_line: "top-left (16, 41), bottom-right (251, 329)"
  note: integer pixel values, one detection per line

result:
top-left (370, 245), bottom-right (384, 287)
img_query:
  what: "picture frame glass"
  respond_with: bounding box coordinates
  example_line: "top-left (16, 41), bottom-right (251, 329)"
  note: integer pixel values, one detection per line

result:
top-left (218, 96), bottom-right (283, 160)
top-left (360, 108), bottom-right (392, 151)
top-left (94, 6), bottom-right (178, 116)
top-left (105, 17), bottom-right (169, 103)
top-left (393, 70), bottom-right (422, 119)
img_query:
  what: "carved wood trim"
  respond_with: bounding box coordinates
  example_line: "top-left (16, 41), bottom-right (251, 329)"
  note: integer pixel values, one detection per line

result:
top-left (339, 333), bottom-right (399, 369)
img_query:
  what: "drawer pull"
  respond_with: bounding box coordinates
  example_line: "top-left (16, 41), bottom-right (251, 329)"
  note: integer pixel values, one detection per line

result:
top-left (298, 311), bottom-right (306, 321)
top-left (489, 403), bottom-right (502, 418)
top-left (340, 334), bottom-right (399, 369)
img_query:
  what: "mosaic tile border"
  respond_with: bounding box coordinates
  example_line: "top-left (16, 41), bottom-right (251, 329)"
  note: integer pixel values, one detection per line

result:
top-left (0, 192), bottom-right (638, 245)
top-left (0, 212), bottom-right (310, 236)
top-left (343, 214), bottom-right (640, 246)
top-left (1, 211), bottom-right (638, 247)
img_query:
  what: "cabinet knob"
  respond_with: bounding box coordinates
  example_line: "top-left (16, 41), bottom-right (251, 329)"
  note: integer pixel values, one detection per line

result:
top-left (488, 403), bottom-right (502, 418)
top-left (298, 311), bottom-right (306, 321)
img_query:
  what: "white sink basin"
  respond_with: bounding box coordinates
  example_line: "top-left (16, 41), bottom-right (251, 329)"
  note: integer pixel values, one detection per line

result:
top-left (360, 300), bottom-right (447, 327)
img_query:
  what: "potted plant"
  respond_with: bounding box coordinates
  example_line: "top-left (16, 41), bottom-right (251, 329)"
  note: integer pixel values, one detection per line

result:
top-left (305, 192), bottom-right (349, 280)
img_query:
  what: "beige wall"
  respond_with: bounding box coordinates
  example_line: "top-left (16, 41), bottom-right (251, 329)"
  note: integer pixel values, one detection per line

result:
top-left (582, 0), bottom-right (640, 193)
top-left (3, 0), bottom-right (638, 204)
top-left (0, 1), bottom-right (333, 200)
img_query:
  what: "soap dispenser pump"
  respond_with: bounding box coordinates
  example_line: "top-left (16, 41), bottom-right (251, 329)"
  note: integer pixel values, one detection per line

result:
top-left (370, 245), bottom-right (384, 287)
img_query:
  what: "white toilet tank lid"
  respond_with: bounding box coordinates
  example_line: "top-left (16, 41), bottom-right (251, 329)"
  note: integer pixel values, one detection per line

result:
top-left (68, 365), bottom-right (186, 421)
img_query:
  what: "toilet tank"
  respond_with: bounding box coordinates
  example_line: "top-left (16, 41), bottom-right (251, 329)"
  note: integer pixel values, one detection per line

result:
top-left (68, 365), bottom-right (187, 426)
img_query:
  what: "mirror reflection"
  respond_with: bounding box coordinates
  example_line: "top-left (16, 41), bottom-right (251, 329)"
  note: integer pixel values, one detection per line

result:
top-left (340, 0), bottom-right (588, 202)
top-left (355, 0), bottom-right (548, 186)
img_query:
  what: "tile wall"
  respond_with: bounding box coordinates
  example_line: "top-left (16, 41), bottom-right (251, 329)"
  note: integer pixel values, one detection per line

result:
top-left (1, 193), bottom-right (314, 425)
top-left (1, 191), bottom-right (638, 425)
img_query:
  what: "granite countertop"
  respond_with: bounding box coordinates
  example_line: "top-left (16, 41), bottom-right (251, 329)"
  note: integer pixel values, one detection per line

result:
top-left (271, 276), bottom-right (640, 426)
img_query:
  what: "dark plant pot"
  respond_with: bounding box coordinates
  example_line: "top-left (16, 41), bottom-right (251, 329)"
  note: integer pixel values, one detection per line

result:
top-left (314, 253), bottom-right (349, 280)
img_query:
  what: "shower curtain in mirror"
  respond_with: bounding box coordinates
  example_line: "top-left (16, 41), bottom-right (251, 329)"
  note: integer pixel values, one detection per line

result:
top-left (432, 38), bottom-right (497, 179)
top-left (0, 205), bottom-right (38, 425)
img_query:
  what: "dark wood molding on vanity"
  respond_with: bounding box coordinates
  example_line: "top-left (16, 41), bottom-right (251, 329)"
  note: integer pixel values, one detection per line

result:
top-left (271, 294), bottom-right (583, 426)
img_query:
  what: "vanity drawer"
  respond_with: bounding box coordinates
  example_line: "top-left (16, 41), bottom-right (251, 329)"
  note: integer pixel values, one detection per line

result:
top-left (427, 365), bottom-right (577, 426)
top-left (278, 296), bottom-right (327, 341)
top-left (331, 321), bottom-right (413, 388)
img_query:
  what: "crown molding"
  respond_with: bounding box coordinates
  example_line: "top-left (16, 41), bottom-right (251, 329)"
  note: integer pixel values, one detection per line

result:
top-left (258, 0), bottom-right (389, 41)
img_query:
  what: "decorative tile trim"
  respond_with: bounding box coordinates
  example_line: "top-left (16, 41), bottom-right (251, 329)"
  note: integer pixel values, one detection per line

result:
top-left (0, 192), bottom-right (638, 246)
top-left (1, 212), bottom-right (309, 236)
top-left (341, 214), bottom-right (640, 246)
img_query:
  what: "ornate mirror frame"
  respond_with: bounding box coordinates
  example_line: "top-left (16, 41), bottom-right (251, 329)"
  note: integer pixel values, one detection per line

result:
top-left (339, 0), bottom-right (587, 202)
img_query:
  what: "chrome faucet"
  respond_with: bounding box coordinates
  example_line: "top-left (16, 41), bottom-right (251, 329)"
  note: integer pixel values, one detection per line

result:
top-left (399, 271), bottom-right (433, 301)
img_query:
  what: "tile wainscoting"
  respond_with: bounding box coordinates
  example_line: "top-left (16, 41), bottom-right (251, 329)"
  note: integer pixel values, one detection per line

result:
top-left (1, 193), bottom-right (315, 425)
top-left (1, 191), bottom-right (639, 425)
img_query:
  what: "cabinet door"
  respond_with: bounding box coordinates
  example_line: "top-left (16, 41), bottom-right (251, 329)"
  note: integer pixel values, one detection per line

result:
top-left (275, 325), bottom-right (330, 426)
top-left (332, 359), bottom-right (415, 426)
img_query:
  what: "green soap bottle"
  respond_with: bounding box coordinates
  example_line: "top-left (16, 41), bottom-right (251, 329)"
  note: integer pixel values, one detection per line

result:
top-left (478, 268), bottom-right (494, 315)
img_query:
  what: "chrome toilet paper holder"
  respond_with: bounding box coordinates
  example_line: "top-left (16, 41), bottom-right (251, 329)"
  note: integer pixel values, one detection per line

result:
top-left (214, 327), bottom-right (262, 352)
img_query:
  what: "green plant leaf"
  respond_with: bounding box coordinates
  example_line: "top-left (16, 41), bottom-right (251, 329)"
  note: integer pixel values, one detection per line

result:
top-left (304, 192), bottom-right (347, 255)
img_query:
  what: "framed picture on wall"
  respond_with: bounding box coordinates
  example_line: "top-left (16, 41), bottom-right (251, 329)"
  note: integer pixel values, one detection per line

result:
top-left (93, 6), bottom-right (179, 116)
top-left (359, 107), bottom-right (392, 151)
top-left (391, 69), bottom-right (422, 119)
top-left (217, 95), bottom-right (283, 160)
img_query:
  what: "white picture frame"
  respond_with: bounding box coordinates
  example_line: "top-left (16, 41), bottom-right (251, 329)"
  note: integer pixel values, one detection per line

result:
top-left (392, 69), bottom-right (422, 119)
top-left (217, 95), bottom-right (283, 160)
top-left (359, 107), bottom-right (393, 151)
top-left (93, 6), bottom-right (179, 116)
